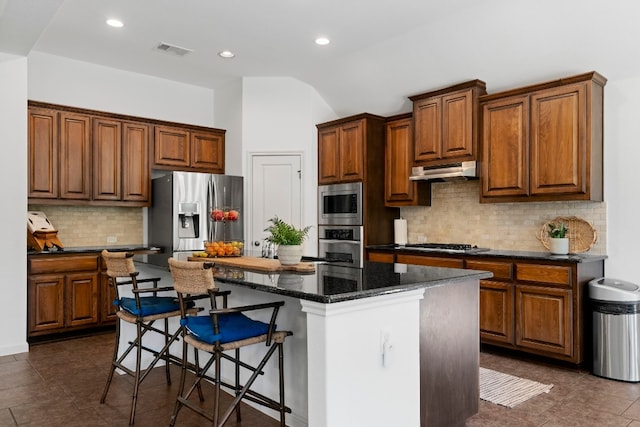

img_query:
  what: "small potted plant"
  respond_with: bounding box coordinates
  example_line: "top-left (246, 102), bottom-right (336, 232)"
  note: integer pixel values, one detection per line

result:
top-left (547, 222), bottom-right (569, 255)
top-left (264, 216), bottom-right (312, 265)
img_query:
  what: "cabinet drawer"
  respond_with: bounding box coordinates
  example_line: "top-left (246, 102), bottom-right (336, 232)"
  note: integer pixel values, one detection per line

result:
top-left (368, 252), bottom-right (394, 263)
top-left (466, 260), bottom-right (512, 280)
top-left (516, 263), bottom-right (571, 286)
top-left (29, 256), bottom-right (99, 274)
top-left (396, 254), bottom-right (464, 268)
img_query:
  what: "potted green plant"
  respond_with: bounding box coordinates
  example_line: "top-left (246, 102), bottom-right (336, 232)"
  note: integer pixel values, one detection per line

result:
top-left (547, 222), bottom-right (569, 255)
top-left (264, 216), bottom-right (312, 265)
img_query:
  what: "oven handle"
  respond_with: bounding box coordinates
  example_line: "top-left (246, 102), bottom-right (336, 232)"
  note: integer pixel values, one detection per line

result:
top-left (318, 239), bottom-right (361, 245)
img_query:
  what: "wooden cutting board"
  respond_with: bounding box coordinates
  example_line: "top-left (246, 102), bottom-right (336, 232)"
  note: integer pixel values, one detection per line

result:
top-left (187, 256), bottom-right (316, 273)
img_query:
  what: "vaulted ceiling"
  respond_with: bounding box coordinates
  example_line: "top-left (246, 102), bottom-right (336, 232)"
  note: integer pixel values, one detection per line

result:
top-left (1, 0), bottom-right (638, 116)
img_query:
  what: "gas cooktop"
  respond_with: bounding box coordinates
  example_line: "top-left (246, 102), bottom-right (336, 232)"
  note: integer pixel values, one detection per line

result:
top-left (397, 243), bottom-right (490, 254)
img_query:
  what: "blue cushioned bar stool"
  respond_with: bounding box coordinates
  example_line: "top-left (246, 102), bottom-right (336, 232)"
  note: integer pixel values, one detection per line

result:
top-left (99, 250), bottom-right (200, 424)
top-left (168, 258), bottom-right (292, 427)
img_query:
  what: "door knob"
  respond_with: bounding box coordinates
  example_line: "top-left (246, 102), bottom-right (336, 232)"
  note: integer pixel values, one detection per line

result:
top-left (254, 241), bottom-right (260, 246)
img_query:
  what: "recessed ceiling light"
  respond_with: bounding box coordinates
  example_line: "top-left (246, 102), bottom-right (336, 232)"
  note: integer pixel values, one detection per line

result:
top-left (218, 50), bottom-right (235, 58)
top-left (106, 18), bottom-right (124, 28)
top-left (315, 37), bottom-right (330, 46)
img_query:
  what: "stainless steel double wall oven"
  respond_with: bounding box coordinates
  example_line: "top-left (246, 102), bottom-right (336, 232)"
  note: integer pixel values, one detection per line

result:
top-left (317, 182), bottom-right (363, 268)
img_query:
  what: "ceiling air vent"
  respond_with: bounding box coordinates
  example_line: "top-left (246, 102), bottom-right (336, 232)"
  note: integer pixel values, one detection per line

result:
top-left (155, 42), bottom-right (193, 57)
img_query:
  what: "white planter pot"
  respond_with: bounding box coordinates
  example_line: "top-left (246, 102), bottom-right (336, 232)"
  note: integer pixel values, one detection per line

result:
top-left (277, 245), bottom-right (302, 265)
top-left (549, 238), bottom-right (569, 255)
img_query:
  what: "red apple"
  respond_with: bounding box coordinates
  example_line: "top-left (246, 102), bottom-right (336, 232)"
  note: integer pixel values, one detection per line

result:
top-left (211, 209), bottom-right (224, 221)
top-left (227, 210), bottom-right (239, 221)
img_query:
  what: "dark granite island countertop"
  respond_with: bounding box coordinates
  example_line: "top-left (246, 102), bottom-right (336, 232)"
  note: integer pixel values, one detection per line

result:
top-left (209, 260), bottom-right (492, 304)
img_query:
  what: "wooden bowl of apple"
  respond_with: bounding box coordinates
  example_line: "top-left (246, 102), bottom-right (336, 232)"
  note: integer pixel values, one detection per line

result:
top-left (203, 240), bottom-right (244, 257)
top-left (210, 208), bottom-right (240, 222)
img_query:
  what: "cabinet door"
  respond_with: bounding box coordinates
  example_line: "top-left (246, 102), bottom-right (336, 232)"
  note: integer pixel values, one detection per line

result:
top-left (481, 95), bottom-right (530, 198)
top-left (28, 274), bottom-right (65, 334)
top-left (66, 272), bottom-right (99, 327)
top-left (479, 280), bottom-right (514, 344)
top-left (154, 125), bottom-right (190, 168)
top-left (122, 122), bottom-right (150, 202)
top-left (338, 120), bottom-right (364, 182)
top-left (515, 285), bottom-right (572, 357)
top-left (442, 89), bottom-right (474, 159)
top-left (191, 130), bottom-right (224, 173)
top-left (318, 126), bottom-right (341, 184)
top-left (385, 117), bottom-right (416, 204)
top-left (28, 107), bottom-right (58, 199)
top-left (413, 97), bottom-right (441, 163)
top-left (92, 118), bottom-right (122, 201)
top-left (100, 273), bottom-right (118, 323)
top-left (530, 82), bottom-right (587, 196)
top-left (59, 112), bottom-right (92, 200)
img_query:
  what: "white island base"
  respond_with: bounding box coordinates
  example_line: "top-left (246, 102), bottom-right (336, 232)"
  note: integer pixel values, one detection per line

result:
top-left (302, 278), bottom-right (479, 427)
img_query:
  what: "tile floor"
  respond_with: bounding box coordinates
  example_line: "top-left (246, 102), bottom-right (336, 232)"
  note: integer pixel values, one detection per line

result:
top-left (2, 332), bottom-right (640, 426)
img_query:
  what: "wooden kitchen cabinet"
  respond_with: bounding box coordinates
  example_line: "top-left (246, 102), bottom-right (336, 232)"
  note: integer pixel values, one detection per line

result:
top-left (384, 114), bottom-right (430, 206)
top-left (409, 80), bottom-right (486, 167)
top-left (317, 114), bottom-right (384, 184)
top-left (28, 107), bottom-right (58, 199)
top-left (515, 284), bottom-right (572, 357)
top-left (29, 107), bottom-right (92, 202)
top-left (393, 251), bottom-right (603, 364)
top-left (480, 71), bottom-right (606, 203)
top-left (28, 101), bottom-right (226, 206)
top-left (93, 118), bottom-right (150, 205)
top-left (479, 279), bottom-right (514, 345)
top-left (153, 125), bottom-right (225, 173)
top-left (28, 254), bottom-right (104, 338)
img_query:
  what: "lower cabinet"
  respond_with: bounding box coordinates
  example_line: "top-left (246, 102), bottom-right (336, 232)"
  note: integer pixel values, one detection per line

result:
top-left (369, 250), bottom-right (604, 364)
top-left (479, 280), bottom-right (514, 345)
top-left (28, 254), bottom-right (114, 338)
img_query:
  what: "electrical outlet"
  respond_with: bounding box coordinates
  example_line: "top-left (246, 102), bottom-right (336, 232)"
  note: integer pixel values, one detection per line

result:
top-left (107, 236), bottom-right (117, 243)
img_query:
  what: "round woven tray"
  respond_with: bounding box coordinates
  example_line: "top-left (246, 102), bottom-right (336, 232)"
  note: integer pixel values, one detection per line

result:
top-left (537, 216), bottom-right (597, 253)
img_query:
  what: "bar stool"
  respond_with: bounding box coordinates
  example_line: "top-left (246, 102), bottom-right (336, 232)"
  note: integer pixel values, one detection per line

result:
top-left (167, 258), bottom-right (292, 426)
top-left (99, 250), bottom-right (199, 424)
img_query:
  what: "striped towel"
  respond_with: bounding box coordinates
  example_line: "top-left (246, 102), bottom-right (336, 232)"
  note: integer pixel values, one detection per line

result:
top-left (480, 367), bottom-right (554, 408)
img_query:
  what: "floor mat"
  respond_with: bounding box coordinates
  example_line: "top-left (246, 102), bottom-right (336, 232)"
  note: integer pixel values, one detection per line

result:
top-left (480, 367), bottom-right (554, 408)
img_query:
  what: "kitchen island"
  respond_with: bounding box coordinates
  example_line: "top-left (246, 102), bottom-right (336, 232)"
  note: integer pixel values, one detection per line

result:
top-left (197, 260), bottom-right (492, 427)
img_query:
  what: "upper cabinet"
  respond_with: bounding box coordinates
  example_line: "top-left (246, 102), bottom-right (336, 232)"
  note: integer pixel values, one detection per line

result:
top-left (153, 125), bottom-right (225, 174)
top-left (317, 114), bottom-right (384, 185)
top-left (93, 118), bottom-right (150, 203)
top-left (28, 107), bottom-right (92, 201)
top-left (409, 80), bottom-right (487, 167)
top-left (480, 71), bottom-right (606, 203)
top-left (28, 101), bottom-right (226, 207)
top-left (384, 114), bottom-right (430, 206)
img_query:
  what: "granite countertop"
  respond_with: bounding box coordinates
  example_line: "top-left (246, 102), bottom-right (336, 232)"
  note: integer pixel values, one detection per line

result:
top-left (209, 260), bottom-right (492, 304)
top-left (27, 245), bottom-right (162, 256)
top-left (367, 244), bottom-right (608, 263)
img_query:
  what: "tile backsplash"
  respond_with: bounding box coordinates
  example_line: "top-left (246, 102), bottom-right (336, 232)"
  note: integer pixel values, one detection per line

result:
top-left (400, 180), bottom-right (606, 255)
top-left (28, 205), bottom-right (143, 247)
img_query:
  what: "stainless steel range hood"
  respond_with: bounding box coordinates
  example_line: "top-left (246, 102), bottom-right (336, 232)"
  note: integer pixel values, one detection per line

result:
top-left (409, 161), bottom-right (478, 181)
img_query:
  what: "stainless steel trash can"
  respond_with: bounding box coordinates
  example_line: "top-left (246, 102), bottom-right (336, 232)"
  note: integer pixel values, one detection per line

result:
top-left (589, 278), bottom-right (640, 382)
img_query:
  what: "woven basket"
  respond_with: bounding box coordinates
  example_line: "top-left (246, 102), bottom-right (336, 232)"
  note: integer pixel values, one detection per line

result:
top-left (537, 216), bottom-right (597, 253)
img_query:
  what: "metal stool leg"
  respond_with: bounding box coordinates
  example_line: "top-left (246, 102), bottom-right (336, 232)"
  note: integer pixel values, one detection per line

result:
top-left (164, 317), bottom-right (171, 385)
top-left (100, 317), bottom-right (121, 404)
top-left (129, 322), bottom-right (143, 425)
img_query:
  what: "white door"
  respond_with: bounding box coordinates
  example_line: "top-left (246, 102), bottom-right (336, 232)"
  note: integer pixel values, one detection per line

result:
top-left (248, 154), bottom-right (302, 254)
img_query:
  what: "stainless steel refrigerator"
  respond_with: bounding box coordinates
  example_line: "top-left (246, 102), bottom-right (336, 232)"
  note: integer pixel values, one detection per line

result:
top-left (148, 171), bottom-right (243, 267)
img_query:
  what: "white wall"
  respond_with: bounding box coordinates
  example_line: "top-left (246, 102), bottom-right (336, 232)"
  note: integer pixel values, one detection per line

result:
top-left (28, 51), bottom-right (215, 127)
top-left (602, 75), bottom-right (640, 281)
top-left (241, 77), bottom-right (335, 251)
top-left (0, 54), bottom-right (28, 356)
top-left (213, 78), bottom-right (244, 176)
